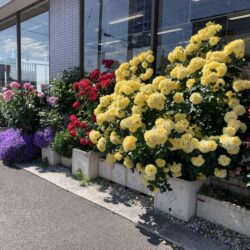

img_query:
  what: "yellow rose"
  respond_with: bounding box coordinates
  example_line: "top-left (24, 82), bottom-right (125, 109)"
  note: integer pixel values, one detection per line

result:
top-left (123, 156), bottom-right (134, 169)
top-left (145, 164), bottom-right (157, 177)
top-left (106, 154), bottom-right (116, 165)
top-left (218, 155), bottom-right (231, 166)
top-left (155, 159), bottom-right (166, 167)
top-left (191, 155), bottom-right (205, 167)
top-left (110, 131), bottom-right (123, 145)
top-left (147, 93), bottom-right (165, 111)
top-left (214, 168), bottom-right (227, 178)
top-left (146, 54), bottom-right (155, 63)
top-left (170, 162), bottom-right (182, 174)
top-left (189, 92), bottom-right (203, 105)
top-left (97, 137), bottom-right (106, 152)
top-left (233, 105), bottom-right (246, 116)
top-left (136, 163), bottom-right (144, 172)
top-left (173, 92), bottom-right (184, 103)
top-left (89, 130), bottom-right (101, 144)
top-left (224, 111), bottom-right (237, 123)
top-left (223, 127), bottom-right (237, 136)
top-left (123, 136), bottom-right (137, 152)
top-left (141, 61), bottom-right (148, 69)
top-left (186, 79), bottom-right (195, 89)
top-left (114, 152), bottom-right (123, 161)
top-left (209, 36), bottom-right (220, 46)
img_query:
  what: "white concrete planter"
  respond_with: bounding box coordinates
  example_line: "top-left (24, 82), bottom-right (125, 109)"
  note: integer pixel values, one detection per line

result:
top-left (126, 169), bottom-right (150, 195)
top-left (42, 146), bottom-right (61, 166)
top-left (112, 163), bottom-right (126, 186)
top-left (99, 158), bottom-right (113, 181)
top-left (197, 194), bottom-right (250, 236)
top-left (72, 149), bottom-right (99, 180)
top-left (154, 178), bottom-right (204, 221)
top-left (61, 156), bottom-right (72, 168)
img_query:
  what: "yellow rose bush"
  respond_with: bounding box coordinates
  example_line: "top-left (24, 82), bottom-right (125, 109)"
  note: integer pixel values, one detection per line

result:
top-left (90, 22), bottom-right (250, 192)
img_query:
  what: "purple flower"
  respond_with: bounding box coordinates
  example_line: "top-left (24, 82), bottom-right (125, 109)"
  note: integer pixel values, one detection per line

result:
top-left (33, 127), bottom-right (55, 148)
top-left (47, 96), bottom-right (58, 106)
top-left (0, 128), bottom-right (40, 165)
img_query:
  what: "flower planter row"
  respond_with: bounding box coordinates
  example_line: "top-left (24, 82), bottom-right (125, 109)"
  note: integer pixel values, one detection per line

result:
top-left (41, 146), bottom-right (250, 236)
top-left (42, 146), bottom-right (72, 168)
top-left (70, 148), bottom-right (204, 222)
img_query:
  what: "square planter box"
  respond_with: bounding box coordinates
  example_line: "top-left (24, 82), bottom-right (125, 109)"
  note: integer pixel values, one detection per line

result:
top-left (126, 169), bottom-right (150, 195)
top-left (72, 149), bottom-right (99, 180)
top-left (197, 194), bottom-right (250, 236)
top-left (99, 158), bottom-right (113, 181)
top-left (154, 178), bottom-right (204, 221)
top-left (42, 146), bottom-right (61, 166)
top-left (112, 163), bottom-right (126, 186)
top-left (61, 156), bottom-right (72, 168)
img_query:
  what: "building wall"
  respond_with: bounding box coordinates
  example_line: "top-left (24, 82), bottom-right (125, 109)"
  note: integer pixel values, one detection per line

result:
top-left (49, 0), bottom-right (80, 79)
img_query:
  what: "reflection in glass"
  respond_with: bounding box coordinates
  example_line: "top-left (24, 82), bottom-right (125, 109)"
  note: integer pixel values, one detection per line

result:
top-left (0, 16), bottom-right (17, 87)
top-left (84, 0), bottom-right (152, 71)
top-left (21, 1), bottom-right (49, 91)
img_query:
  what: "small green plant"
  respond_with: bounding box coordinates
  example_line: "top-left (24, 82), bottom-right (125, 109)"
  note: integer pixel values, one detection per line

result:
top-left (51, 129), bottom-right (79, 158)
top-left (75, 169), bottom-right (90, 186)
top-left (0, 94), bottom-right (7, 127)
top-left (41, 157), bottom-right (49, 168)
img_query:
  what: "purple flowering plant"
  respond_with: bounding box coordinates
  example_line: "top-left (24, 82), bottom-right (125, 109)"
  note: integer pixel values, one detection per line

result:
top-left (33, 127), bottom-right (55, 148)
top-left (0, 128), bottom-right (40, 165)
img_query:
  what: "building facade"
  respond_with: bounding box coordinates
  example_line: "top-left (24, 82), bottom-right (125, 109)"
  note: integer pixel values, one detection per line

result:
top-left (1, 0), bottom-right (250, 90)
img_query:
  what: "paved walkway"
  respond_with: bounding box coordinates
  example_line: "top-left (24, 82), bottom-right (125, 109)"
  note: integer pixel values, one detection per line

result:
top-left (0, 164), bottom-right (177, 250)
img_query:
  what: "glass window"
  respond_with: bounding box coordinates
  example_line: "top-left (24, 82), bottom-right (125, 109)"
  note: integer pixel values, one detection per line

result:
top-left (0, 16), bottom-right (17, 87)
top-left (21, 1), bottom-right (49, 91)
top-left (157, 0), bottom-right (191, 72)
top-left (84, 0), bottom-right (152, 71)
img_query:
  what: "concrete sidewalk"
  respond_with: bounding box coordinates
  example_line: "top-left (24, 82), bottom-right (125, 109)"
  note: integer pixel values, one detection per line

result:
top-left (0, 164), bottom-right (178, 250)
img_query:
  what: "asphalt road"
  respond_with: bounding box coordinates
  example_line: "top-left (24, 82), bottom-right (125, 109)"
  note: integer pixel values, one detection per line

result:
top-left (0, 164), bottom-right (173, 250)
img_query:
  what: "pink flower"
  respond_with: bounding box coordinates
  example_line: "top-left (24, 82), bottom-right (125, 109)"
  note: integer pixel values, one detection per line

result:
top-left (47, 96), bottom-right (58, 106)
top-left (3, 90), bottom-right (13, 101)
top-left (38, 92), bottom-right (45, 98)
top-left (23, 82), bottom-right (34, 90)
top-left (10, 81), bottom-right (21, 89)
top-left (2, 87), bottom-right (7, 92)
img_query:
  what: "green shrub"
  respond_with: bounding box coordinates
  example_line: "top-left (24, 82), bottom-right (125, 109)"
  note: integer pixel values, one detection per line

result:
top-left (50, 67), bottom-right (82, 115)
top-left (0, 94), bottom-right (7, 127)
top-left (51, 130), bottom-right (78, 158)
top-left (38, 108), bottom-right (64, 130)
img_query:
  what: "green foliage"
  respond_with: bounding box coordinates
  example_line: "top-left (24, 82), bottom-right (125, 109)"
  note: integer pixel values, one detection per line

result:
top-left (50, 67), bottom-right (81, 115)
top-left (75, 169), bottom-right (90, 186)
top-left (51, 129), bottom-right (79, 158)
top-left (0, 95), bottom-right (7, 127)
top-left (38, 108), bottom-right (64, 130)
top-left (1, 88), bottom-right (45, 133)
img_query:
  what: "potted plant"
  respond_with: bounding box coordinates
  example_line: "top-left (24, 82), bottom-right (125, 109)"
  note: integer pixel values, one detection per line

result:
top-left (90, 22), bottom-right (249, 221)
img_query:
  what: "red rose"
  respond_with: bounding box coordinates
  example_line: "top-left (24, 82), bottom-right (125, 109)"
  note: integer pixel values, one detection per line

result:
top-left (101, 79), bottom-right (111, 89)
top-left (80, 138), bottom-right (88, 145)
top-left (91, 115), bottom-right (96, 122)
top-left (73, 101), bottom-right (80, 108)
top-left (90, 69), bottom-right (100, 79)
top-left (79, 79), bottom-right (91, 90)
top-left (74, 119), bottom-right (81, 127)
top-left (80, 122), bottom-right (88, 129)
top-left (102, 59), bottom-right (114, 68)
top-left (73, 82), bottom-right (79, 91)
top-left (234, 166), bottom-right (242, 175)
top-left (88, 88), bottom-right (98, 101)
top-left (67, 123), bottom-right (75, 131)
top-left (70, 114), bottom-right (77, 122)
top-left (69, 130), bottom-right (77, 137)
top-left (246, 136), bottom-right (250, 148)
